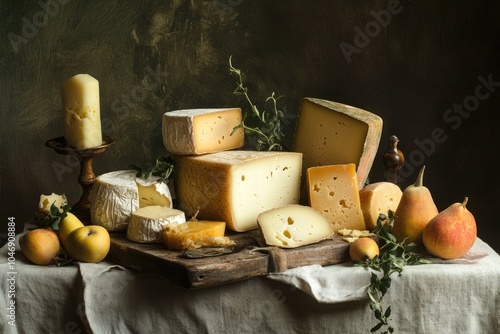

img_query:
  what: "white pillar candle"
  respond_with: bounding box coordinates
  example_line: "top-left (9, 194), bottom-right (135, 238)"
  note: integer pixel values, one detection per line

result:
top-left (62, 74), bottom-right (102, 149)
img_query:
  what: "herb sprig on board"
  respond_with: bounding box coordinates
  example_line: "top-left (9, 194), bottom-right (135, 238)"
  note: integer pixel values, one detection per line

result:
top-left (130, 155), bottom-right (175, 184)
top-left (229, 56), bottom-right (288, 151)
top-left (355, 211), bottom-right (432, 333)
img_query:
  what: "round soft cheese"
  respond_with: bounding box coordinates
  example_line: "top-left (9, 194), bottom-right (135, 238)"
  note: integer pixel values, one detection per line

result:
top-left (90, 170), bottom-right (173, 231)
top-left (127, 206), bottom-right (186, 243)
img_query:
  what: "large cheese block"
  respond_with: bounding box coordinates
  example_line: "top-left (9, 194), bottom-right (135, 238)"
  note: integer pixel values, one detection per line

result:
top-left (174, 150), bottom-right (303, 232)
top-left (163, 220), bottom-right (231, 250)
top-left (162, 108), bottom-right (245, 155)
top-left (127, 206), bottom-right (186, 243)
top-left (90, 170), bottom-right (172, 231)
top-left (306, 164), bottom-right (366, 232)
top-left (293, 98), bottom-right (383, 189)
top-left (359, 182), bottom-right (402, 230)
top-left (62, 74), bottom-right (102, 149)
top-left (257, 204), bottom-right (334, 248)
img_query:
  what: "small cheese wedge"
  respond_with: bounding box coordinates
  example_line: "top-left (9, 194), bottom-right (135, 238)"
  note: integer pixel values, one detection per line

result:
top-left (307, 164), bottom-right (366, 232)
top-left (257, 204), bottom-right (334, 248)
top-left (162, 108), bottom-right (244, 155)
top-left (127, 206), bottom-right (186, 243)
top-left (38, 193), bottom-right (68, 214)
top-left (136, 177), bottom-right (173, 208)
top-left (293, 98), bottom-right (382, 189)
top-left (174, 150), bottom-right (302, 232)
top-left (163, 221), bottom-right (227, 250)
top-left (359, 182), bottom-right (402, 230)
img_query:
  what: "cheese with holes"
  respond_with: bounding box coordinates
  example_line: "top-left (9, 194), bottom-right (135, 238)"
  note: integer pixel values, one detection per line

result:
top-left (127, 206), bottom-right (186, 243)
top-left (307, 164), bottom-right (366, 232)
top-left (359, 182), bottom-right (402, 230)
top-left (162, 108), bottom-right (244, 155)
top-left (257, 205), bottom-right (334, 248)
top-left (293, 98), bottom-right (382, 189)
top-left (163, 221), bottom-right (229, 250)
top-left (62, 74), bottom-right (102, 149)
top-left (136, 177), bottom-right (173, 208)
top-left (174, 151), bottom-right (302, 232)
top-left (90, 170), bottom-right (172, 231)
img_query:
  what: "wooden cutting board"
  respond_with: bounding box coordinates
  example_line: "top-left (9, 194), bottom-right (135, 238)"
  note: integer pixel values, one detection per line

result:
top-left (106, 230), bottom-right (354, 289)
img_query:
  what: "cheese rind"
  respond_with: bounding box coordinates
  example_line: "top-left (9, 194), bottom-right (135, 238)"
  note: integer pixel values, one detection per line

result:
top-left (163, 221), bottom-right (228, 250)
top-left (359, 182), bottom-right (402, 230)
top-left (62, 74), bottom-right (102, 149)
top-left (174, 150), bottom-right (302, 232)
top-left (257, 204), bottom-right (334, 248)
top-left (90, 170), bottom-right (173, 231)
top-left (293, 98), bottom-right (382, 189)
top-left (127, 206), bottom-right (186, 243)
top-left (307, 164), bottom-right (366, 232)
top-left (162, 108), bottom-right (244, 155)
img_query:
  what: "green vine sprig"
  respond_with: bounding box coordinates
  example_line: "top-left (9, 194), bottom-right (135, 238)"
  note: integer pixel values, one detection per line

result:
top-left (355, 211), bottom-right (432, 333)
top-left (130, 155), bottom-right (175, 184)
top-left (33, 203), bottom-right (71, 230)
top-left (229, 56), bottom-right (288, 151)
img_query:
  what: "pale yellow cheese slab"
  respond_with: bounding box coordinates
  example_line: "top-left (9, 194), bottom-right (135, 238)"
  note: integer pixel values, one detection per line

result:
top-left (293, 98), bottom-right (383, 189)
top-left (162, 108), bottom-right (244, 155)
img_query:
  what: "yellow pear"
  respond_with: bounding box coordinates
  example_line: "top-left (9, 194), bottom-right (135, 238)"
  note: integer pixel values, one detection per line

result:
top-left (392, 166), bottom-right (438, 245)
top-left (58, 212), bottom-right (85, 250)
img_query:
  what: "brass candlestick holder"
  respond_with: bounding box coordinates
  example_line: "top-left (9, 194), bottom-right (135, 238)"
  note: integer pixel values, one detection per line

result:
top-left (45, 136), bottom-right (115, 224)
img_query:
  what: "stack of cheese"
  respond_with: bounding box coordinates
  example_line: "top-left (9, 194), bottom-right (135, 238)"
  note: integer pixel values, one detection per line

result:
top-left (160, 107), bottom-right (304, 249)
top-left (90, 170), bottom-right (186, 243)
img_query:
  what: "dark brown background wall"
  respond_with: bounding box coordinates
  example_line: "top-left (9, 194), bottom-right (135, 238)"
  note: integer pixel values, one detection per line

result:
top-left (1, 0), bottom-right (499, 252)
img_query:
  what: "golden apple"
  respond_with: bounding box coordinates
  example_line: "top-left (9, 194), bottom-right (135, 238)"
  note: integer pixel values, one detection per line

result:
top-left (58, 212), bottom-right (85, 250)
top-left (422, 197), bottom-right (477, 260)
top-left (349, 237), bottom-right (379, 262)
top-left (65, 225), bottom-right (110, 263)
top-left (20, 228), bottom-right (61, 265)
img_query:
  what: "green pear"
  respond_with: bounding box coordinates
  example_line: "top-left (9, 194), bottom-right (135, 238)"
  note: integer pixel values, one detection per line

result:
top-left (392, 166), bottom-right (438, 245)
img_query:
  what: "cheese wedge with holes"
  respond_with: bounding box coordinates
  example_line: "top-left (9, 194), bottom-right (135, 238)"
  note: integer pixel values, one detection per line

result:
top-left (163, 221), bottom-right (228, 250)
top-left (90, 170), bottom-right (173, 231)
top-left (174, 150), bottom-right (302, 232)
top-left (307, 164), bottom-right (366, 232)
top-left (359, 182), bottom-right (402, 230)
top-left (127, 206), bottom-right (186, 243)
top-left (162, 108), bottom-right (244, 155)
top-left (293, 98), bottom-right (382, 189)
top-left (257, 205), bottom-right (334, 248)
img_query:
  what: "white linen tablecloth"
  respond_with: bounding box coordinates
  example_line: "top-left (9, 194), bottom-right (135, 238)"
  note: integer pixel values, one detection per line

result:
top-left (1, 232), bottom-right (499, 334)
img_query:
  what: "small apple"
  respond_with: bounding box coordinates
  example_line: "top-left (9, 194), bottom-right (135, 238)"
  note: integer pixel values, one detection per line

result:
top-left (58, 212), bottom-right (85, 250)
top-left (349, 237), bottom-right (380, 262)
top-left (20, 228), bottom-right (61, 265)
top-left (422, 197), bottom-right (477, 260)
top-left (65, 225), bottom-right (110, 263)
